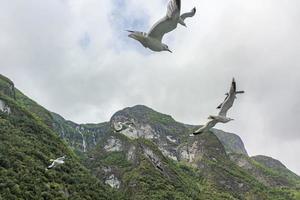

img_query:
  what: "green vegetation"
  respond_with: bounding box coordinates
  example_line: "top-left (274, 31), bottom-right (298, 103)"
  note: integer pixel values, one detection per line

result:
top-left (0, 94), bottom-right (114, 199)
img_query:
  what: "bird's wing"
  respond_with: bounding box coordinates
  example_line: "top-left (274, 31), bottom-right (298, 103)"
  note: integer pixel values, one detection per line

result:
top-left (180, 7), bottom-right (196, 21)
top-left (57, 160), bottom-right (64, 164)
top-left (193, 118), bottom-right (217, 134)
top-left (56, 156), bottom-right (65, 161)
top-left (47, 162), bottom-right (55, 169)
top-left (206, 118), bottom-right (218, 129)
top-left (218, 79), bottom-right (236, 117)
top-left (148, 0), bottom-right (180, 41)
top-left (216, 94), bottom-right (229, 109)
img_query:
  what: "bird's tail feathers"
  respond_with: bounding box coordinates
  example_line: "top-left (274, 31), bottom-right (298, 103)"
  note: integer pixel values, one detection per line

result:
top-left (236, 91), bottom-right (245, 94)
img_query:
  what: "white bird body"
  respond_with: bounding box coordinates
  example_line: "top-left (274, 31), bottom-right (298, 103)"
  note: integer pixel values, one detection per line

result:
top-left (193, 78), bottom-right (244, 135)
top-left (47, 156), bottom-right (66, 170)
top-left (127, 0), bottom-right (196, 53)
top-left (145, 37), bottom-right (168, 52)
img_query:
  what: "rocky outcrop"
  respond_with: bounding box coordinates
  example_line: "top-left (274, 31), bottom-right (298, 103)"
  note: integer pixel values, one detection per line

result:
top-left (104, 137), bottom-right (123, 152)
top-left (0, 99), bottom-right (11, 114)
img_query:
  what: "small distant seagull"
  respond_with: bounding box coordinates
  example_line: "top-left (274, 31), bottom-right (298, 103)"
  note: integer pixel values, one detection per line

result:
top-left (127, 0), bottom-right (196, 53)
top-left (193, 78), bottom-right (244, 135)
top-left (46, 155), bottom-right (66, 170)
top-left (113, 121), bottom-right (134, 133)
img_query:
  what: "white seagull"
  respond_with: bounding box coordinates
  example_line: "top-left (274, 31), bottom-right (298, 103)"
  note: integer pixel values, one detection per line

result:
top-left (127, 0), bottom-right (196, 53)
top-left (193, 78), bottom-right (244, 135)
top-left (46, 155), bottom-right (66, 170)
top-left (113, 121), bottom-right (134, 132)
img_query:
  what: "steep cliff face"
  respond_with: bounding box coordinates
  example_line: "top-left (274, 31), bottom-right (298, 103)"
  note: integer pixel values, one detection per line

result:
top-left (51, 112), bottom-right (111, 153)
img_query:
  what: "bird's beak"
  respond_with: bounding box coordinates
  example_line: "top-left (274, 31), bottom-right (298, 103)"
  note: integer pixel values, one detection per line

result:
top-left (167, 49), bottom-right (173, 53)
top-left (128, 33), bottom-right (137, 40)
top-left (126, 30), bottom-right (138, 40)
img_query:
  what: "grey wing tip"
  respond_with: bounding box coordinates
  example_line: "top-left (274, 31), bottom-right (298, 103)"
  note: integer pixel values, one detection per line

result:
top-left (232, 78), bottom-right (236, 90)
top-left (193, 131), bottom-right (200, 135)
top-left (236, 91), bottom-right (245, 94)
top-left (193, 7), bottom-right (196, 13)
top-left (176, 0), bottom-right (181, 10)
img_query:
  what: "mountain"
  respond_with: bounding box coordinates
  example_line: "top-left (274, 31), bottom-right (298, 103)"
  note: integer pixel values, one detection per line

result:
top-left (1, 74), bottom-right (299, 199)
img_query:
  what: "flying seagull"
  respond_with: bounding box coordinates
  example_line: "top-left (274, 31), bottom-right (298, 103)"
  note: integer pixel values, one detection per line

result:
top-left (46, 155), bottom-right (66, 170)
top-left (216, 78), bottom-right (245, 116)
top-left (127, 0), bottom-right (196, 53)
top-left (113, 121), bottom-right (134, 133)
top-left (193, 78), bottom-right (244, 135)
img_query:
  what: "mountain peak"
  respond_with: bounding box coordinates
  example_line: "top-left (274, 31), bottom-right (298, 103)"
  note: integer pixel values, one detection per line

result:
top-left (111, 104), bottom-right (176, 126)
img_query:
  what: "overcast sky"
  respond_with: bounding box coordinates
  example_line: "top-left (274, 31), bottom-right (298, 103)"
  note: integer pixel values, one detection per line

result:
top-left (1, 0), bottom-right (300, 175)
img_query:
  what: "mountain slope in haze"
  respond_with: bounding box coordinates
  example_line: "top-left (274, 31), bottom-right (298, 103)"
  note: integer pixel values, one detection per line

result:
top-left (1, 74), bottom-right (299, 199)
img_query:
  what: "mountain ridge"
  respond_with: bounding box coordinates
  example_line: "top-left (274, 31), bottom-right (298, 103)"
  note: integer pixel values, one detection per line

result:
top-left (1, 74), bottom-right (299, 199)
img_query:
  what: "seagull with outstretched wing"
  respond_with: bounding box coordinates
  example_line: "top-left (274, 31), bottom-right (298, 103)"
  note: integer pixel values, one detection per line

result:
top-left (46, 155), bottom-right (66, 170)
top-left (127, 0), bottom-right (196, 53)
top-left (217, 78), bottom-right (245, 118)
top-left (113, 121), bottom-right (134, 133)
top-left (193, 78), bottom-right (244, 135)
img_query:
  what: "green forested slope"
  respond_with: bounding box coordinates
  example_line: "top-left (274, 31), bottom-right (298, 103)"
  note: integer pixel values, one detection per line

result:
top-left (0, 83), bottom-right (116, 199)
